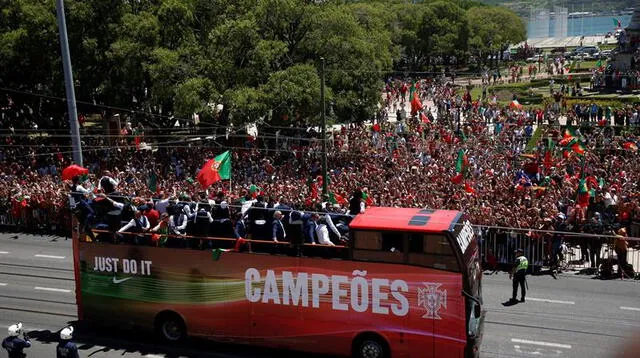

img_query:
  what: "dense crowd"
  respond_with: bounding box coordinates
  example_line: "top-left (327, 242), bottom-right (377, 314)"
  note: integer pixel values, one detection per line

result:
top-left (1, 81), bottom-right (640, 251)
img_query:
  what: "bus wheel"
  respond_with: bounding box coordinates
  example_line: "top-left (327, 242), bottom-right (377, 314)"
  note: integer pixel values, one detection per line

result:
top-left (353, 334), bottom-right (389, 358)
top-left (155, 311), bottom-right (186, 342)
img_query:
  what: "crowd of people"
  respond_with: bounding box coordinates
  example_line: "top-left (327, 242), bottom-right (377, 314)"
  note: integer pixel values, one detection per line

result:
top-left (1, 77), bottom-right (640, 269)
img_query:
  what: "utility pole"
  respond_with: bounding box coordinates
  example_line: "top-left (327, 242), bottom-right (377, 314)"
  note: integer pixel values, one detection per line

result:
top-left (320, 57), bottom-right (328, 197)
top-left (55, 0), bottom-right (83, 166)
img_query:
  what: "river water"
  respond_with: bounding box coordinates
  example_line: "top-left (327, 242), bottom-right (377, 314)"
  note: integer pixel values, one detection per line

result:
top-left (529, 14), bottom-right (632, 38)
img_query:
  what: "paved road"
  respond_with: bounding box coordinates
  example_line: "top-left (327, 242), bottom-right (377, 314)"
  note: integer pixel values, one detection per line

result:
top-left (0, 233), bottom-right (638, 357)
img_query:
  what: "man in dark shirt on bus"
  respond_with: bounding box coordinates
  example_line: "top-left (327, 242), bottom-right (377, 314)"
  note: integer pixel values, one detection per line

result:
top-left (2, 323), bottom-right (31, 358)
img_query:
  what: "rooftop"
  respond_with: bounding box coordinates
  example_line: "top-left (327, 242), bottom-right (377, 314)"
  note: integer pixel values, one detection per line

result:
top-left (349, 207), bottom-right (462, 233)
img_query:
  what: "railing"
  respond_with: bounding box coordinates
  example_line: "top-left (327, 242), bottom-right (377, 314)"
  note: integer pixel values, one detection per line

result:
top-left (480, 228), bottom-right (640, 279)
top-left (0, 204), bottom-right (71, 236)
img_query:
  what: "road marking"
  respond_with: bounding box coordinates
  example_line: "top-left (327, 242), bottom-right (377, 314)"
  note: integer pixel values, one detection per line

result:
top-left (511, 338), bottom-right (572, 349)
top-left (526, 297), bottom-right (575, 305)
top-left (34, 254), bottom-right (65, 259)
top-left (0, 283), bottom-right (7, 286)
top-left (34, 286), bottom-right (71, 293)
top-left (0, 251), bottom-right (9, 254)
top-left (620, 306), bottom-right (640, 312)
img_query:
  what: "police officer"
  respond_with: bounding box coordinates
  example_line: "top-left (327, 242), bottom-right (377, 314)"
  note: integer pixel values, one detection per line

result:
top-left (510, 248), bottom-right (528, 303)
top-left (2, 323), bottom-right (31, 358)
top-left (56, 326), bottom-right (78, 358)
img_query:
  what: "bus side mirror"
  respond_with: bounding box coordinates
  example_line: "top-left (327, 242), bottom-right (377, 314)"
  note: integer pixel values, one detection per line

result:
top-left (474, 303), bottom-right (481, 318)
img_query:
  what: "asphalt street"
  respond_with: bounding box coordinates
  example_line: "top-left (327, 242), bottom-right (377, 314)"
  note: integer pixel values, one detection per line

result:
top-left (0, 233), bottom-right (638, 358)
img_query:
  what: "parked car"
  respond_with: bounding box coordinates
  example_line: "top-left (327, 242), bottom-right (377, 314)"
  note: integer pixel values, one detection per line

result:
top-left (526, 54), bottom-right (544, 63)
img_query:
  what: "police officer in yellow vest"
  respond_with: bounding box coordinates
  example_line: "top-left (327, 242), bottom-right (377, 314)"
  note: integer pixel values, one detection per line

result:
top-left (510, 248), bottom-right (528, 303)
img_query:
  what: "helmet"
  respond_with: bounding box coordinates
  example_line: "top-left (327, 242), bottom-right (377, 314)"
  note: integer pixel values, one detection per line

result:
top-left (515, 248), bottom-right (524, 255)
top-left (60, 326), bottom-right (74, 340)
top-left (8, 323), bottom-right (22, 337)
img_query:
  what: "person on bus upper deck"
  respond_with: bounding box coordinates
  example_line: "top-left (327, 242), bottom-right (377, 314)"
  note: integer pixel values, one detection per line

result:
top-left (56, 326), bottom-right (78, 358)
top-left (248, 196), bottom-right (268, 239)
top-left (118, 209), bottom-right (150, 234)
top-left (272, 210), bottom-right (286, 243)
top-left (168, 208), bottom-right (188, 236)
top-left (143, 201), bottom-right (159, 228)
top-left (212, 191), bottom-right (230, 220)
top-left (311, 213), bottom-right (338, 246)
top-left (233, 212), bottom-right (247, 240)
top-left (2, 323), bottom-right (31, 358)
top-left (348, 189), bottom-right (365, 216)
top-left (98, 170), bottom-right (118, 195)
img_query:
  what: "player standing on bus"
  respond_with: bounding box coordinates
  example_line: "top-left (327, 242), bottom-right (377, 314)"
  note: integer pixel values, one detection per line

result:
top-left (2, 323), bottom-right (31, 358)
top-left (509, 248), bottom-right (528, 303)
top-left (56, 326), bottom-right (79, 358)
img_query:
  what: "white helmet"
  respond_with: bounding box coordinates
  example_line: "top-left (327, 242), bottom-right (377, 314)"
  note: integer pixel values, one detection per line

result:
top-left (8, 323), bottom-right (22, 337)
top-left (60, 326), bottom-right (74, 340)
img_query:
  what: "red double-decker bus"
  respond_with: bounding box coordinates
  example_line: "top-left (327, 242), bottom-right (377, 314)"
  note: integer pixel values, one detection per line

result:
top-left (72, 207), bottom-right (484, 358)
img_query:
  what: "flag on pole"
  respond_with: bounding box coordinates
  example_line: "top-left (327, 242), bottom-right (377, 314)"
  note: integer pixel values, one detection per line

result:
top-left (196, 151), bottom-right (231, 189)
top-left (613, 18), bottom-right (621, 28)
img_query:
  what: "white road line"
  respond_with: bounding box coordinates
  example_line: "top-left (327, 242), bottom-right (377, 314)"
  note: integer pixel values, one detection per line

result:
top-left (0, 251), bottom-right (9, 254)
top-left (34, 254), bottom-right (65, 259)
top-left (0, 283), bottom-right (7, 286)
top-left (511, 338), bottom-right (572, 349)
top-left (526, 297), bottom-right (575, 305)
top-left (34, 286), bottom-right (71, 293)
top-left (620, 306), bottom-right (640, 312)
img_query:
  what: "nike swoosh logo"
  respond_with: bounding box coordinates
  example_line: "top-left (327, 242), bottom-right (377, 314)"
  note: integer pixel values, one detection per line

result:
top-left (112, 277), bottom-right (133, 284)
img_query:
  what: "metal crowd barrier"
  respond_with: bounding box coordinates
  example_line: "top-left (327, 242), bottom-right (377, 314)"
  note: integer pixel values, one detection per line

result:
top-left (480, 228), bottom-right (639, 279)
top-left (0, 204), bottom-right (71, 236)
top-left (480, 229), bottom-right (546, 270)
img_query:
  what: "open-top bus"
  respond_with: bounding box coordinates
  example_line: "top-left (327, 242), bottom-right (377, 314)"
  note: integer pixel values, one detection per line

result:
top-left (72, 207), bottom-right (484, 358)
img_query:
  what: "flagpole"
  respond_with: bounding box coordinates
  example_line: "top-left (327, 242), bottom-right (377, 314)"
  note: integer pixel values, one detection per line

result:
top-left (320, 57), bottom-right (328, 197)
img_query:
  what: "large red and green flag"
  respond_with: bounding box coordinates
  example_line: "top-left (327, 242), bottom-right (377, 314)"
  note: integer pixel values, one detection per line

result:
top-left (577, 178), bottom-right (590, 207)
top-left (196, 151), bottom-right (231, 189)
top-left (328, 192), bottom-right (347, 205)
top-left (613, 18), bottom-right (621, 28)
top-left (559, 128), bottom-right (577, 146)
top-left (571, 142), bottom-right (586, 156)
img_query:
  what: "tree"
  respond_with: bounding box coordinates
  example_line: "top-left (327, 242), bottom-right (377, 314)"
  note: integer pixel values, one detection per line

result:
top-left (174, 77), bottom-right (215, 119)
top-left (467, 6), bottom-right (526, 68)
top-left (261, 64), bottom-right (324, 125)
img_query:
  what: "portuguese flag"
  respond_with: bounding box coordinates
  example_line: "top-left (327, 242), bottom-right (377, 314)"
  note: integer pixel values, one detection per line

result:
top-left (197, 151), bottom-right (231, 189)
top-left (455, 149), bottom-right (467, 173)
top-left (571, 142), bottom-right (586, 156)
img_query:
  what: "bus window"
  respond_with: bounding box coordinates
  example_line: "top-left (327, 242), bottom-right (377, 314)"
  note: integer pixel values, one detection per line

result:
top-left (352, 230), bottom-right (404, 264)
top-left (407, 233), bottom-right (460, 272)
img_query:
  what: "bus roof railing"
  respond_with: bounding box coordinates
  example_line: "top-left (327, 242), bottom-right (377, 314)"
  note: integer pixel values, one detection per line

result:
top-left (89, 229), bottom-right (348, 249)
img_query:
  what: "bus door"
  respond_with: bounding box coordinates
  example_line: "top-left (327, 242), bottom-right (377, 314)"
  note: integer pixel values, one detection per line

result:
top-left (407, 232), bottom-right (466, 357)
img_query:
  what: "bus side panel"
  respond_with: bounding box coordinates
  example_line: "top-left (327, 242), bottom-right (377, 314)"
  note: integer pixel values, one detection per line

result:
top-left (78, 244), bottom-right (464, 357)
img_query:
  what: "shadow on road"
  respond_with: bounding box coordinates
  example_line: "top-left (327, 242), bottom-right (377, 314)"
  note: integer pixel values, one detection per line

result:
top-left (26, 321), bottom-right (338, 358)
